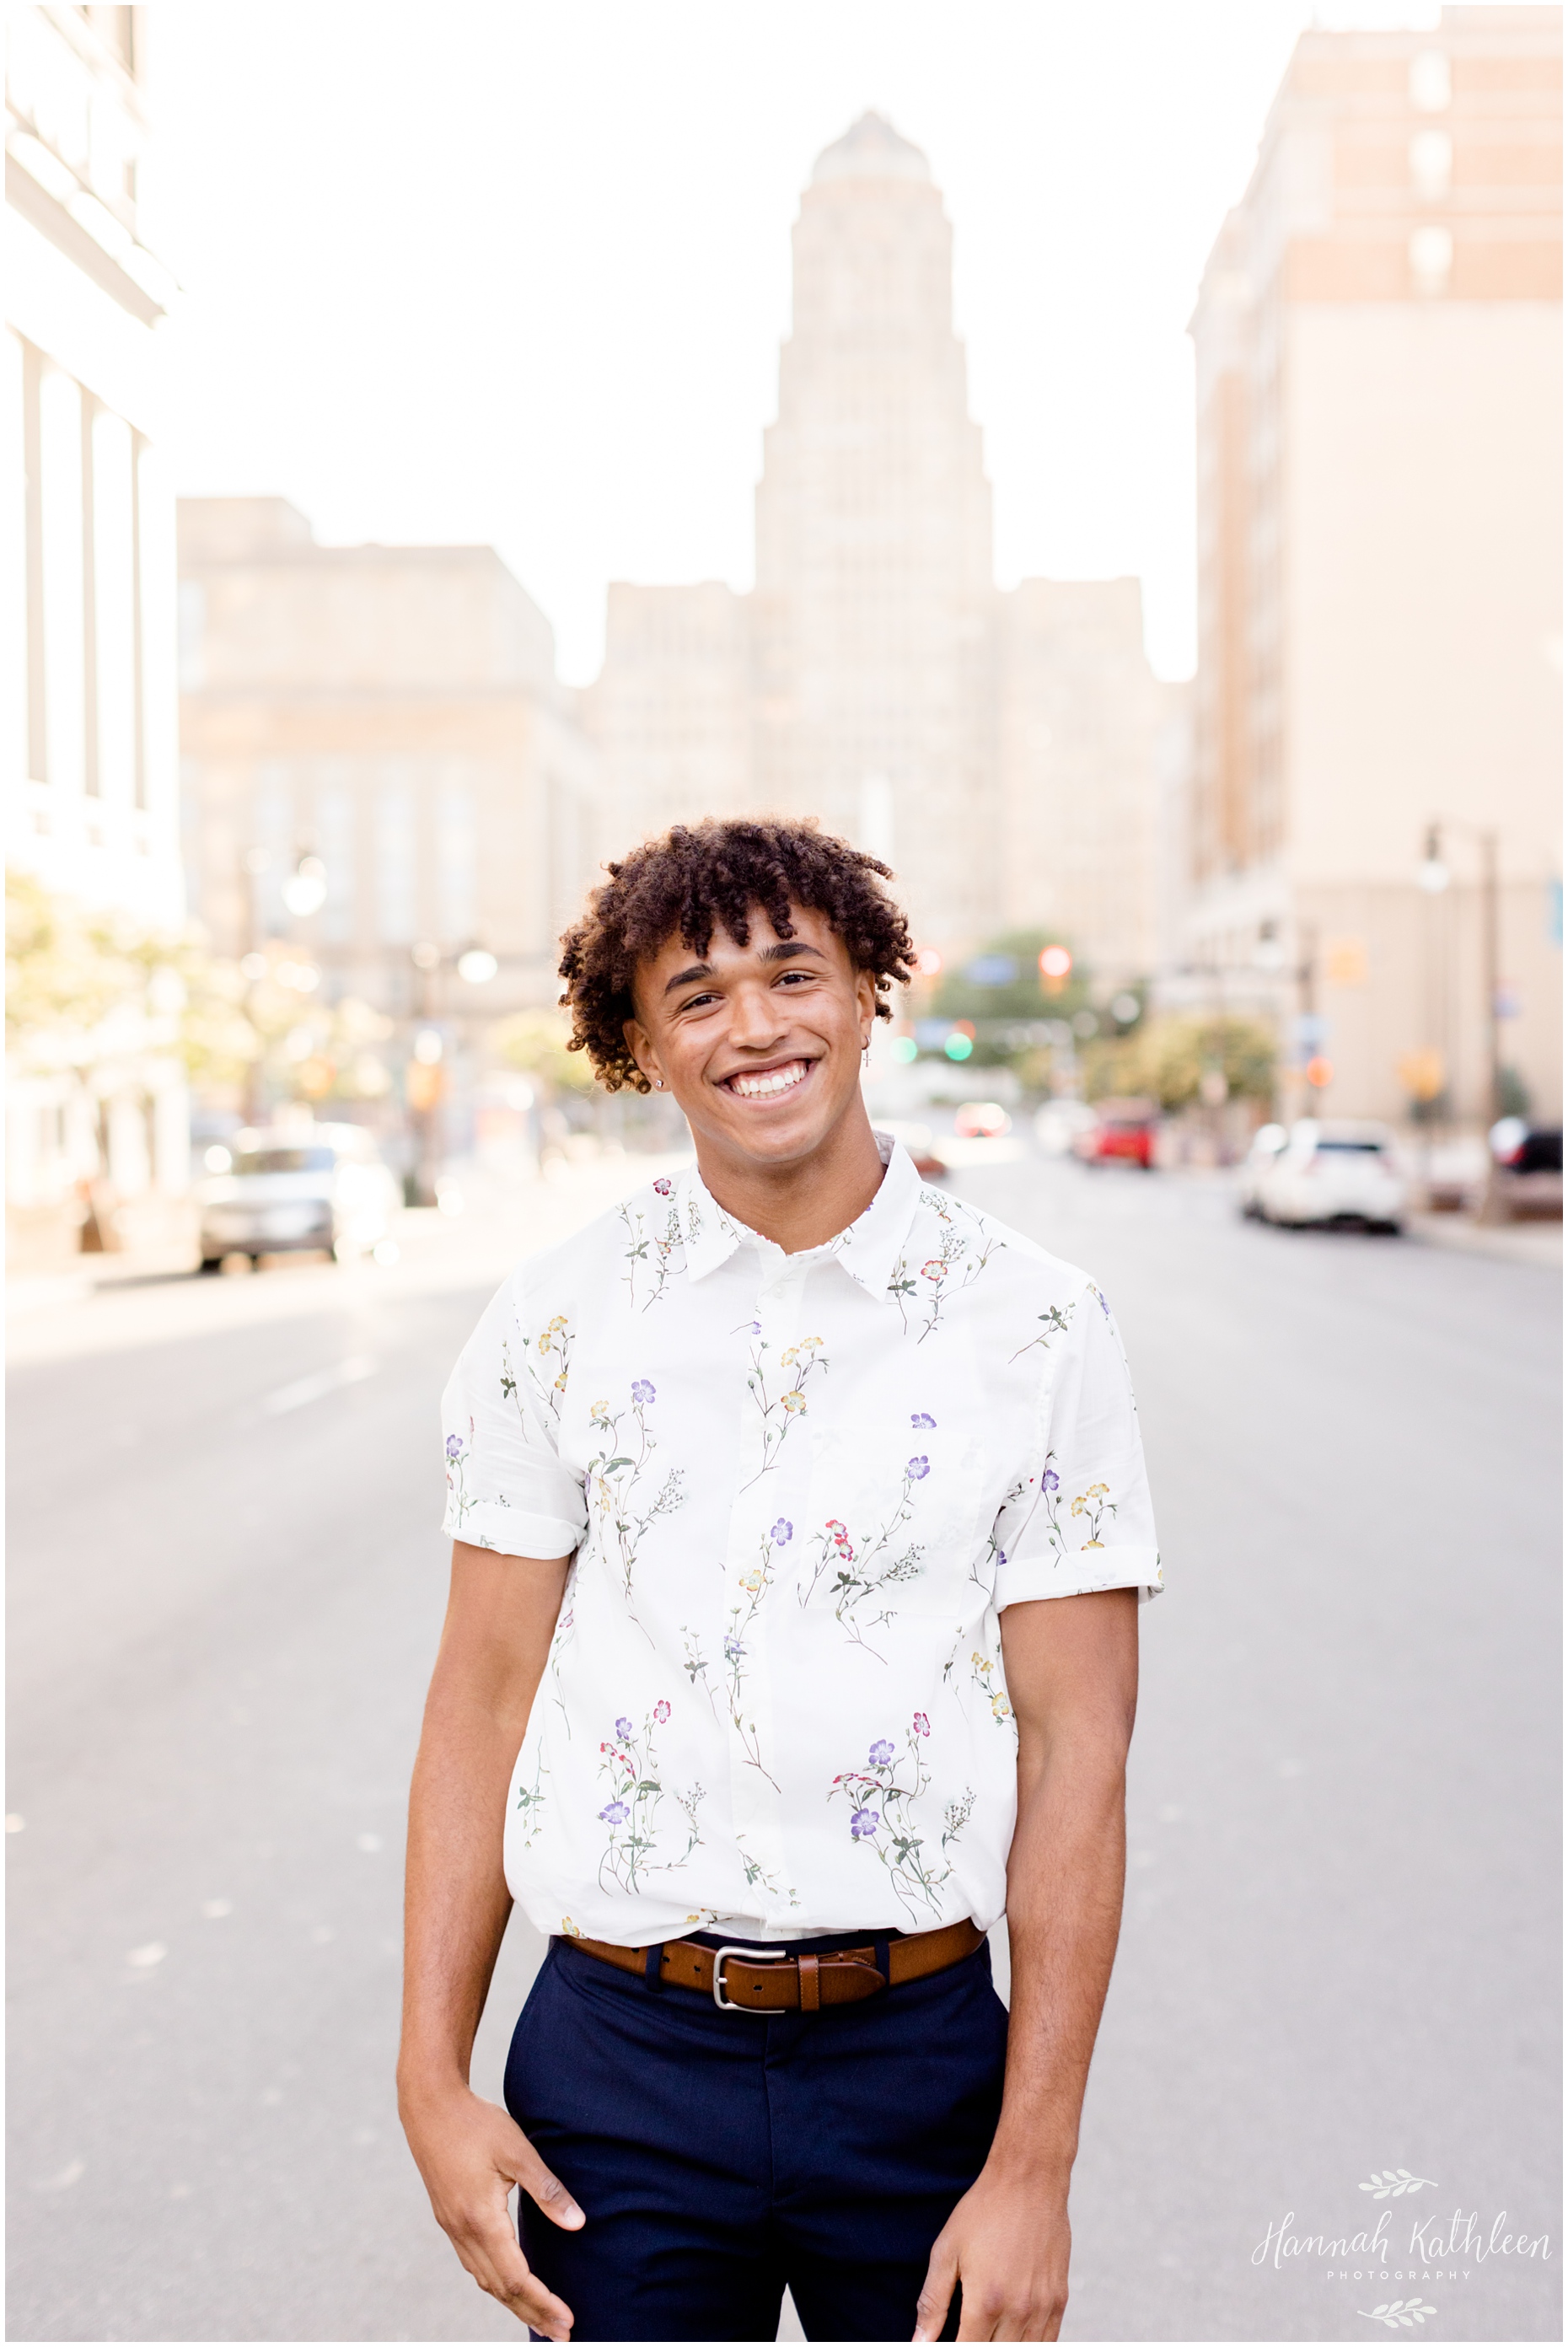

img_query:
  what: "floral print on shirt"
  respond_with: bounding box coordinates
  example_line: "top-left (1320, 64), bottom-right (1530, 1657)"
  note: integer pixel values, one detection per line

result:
top-left (439, 1135), bottom-right (1161, 1946)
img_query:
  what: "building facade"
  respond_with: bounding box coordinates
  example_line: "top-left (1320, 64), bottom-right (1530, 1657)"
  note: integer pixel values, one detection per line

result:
top-left (586, 114), bottom-right (1169, 980)
top-left (1184, 6), bottom-right (1562, 1123)
top-left (175, 497), bottom-right (599, 1147)
top-left (5, 3), bottom-right (188, 1257)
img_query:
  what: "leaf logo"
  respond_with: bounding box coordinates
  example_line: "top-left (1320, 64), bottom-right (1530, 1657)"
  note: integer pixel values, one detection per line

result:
top-left (1358, 2169), bottom-right (1438, 2199)
top-left (1358, 2300), bottom-right (1436, 2330)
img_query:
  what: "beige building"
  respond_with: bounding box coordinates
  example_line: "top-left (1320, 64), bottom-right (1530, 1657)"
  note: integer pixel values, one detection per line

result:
top-left (1184, 6), bottom-right (1562, 1124)
top-left (5, 3), bottom-right (188, 1255)
top-left (176, 497), bottom-right (599, 1116)
top-left (586, 114), bottom-right (1168, 979)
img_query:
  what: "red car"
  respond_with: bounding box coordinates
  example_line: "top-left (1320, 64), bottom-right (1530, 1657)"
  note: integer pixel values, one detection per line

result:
top-left (1072, 1098), bottom-right (1159, 1169)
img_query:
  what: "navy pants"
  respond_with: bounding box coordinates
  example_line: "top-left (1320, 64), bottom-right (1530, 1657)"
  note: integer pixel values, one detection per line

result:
top-left (503, 1929), bottom-right (1009, 2343)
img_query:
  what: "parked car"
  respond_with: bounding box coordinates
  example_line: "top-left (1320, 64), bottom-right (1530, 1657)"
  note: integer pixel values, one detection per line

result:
top-left (1034, 1099), bottom-right (1099, 1157)
top-left (1072, 1098), bottom-right (1160, 1170)
top-left (1480, 1120), bottom-right (1563, 1222)
top-left (196, 1123), bottom-right (401, 1269)
top-left (1238, 1123), bottom-right (1288, 1216)
top-left (954, 1102), bottom-right (1012, 1139)
top-left (1254, 1120), bottom-right (1407, 1233)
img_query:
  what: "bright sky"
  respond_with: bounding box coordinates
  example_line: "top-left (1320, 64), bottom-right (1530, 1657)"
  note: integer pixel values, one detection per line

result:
top-left (146, 1), bottom-right (1467, 684)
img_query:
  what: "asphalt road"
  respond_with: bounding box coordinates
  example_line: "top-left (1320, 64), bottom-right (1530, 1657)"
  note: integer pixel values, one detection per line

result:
top-left (6, 1153), bottom-right (1560, 2343)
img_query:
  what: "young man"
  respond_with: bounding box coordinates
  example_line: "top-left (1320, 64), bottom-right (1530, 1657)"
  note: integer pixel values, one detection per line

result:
top-left (399, 819), bottom-right (1161, 2344)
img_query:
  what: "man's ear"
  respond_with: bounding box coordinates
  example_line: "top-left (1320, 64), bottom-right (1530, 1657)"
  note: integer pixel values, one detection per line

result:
top-left (855, 967), bottom-right (878, 1031)
top-left (623, 1012), bottom-right (660, 1090)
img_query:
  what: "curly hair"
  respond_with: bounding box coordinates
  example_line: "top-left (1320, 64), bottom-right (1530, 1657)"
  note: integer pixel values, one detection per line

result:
top-left (558, 817), bottom-right (916, 1093)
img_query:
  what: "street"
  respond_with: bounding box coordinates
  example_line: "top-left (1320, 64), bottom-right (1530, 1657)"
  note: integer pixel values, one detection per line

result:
top-left (6, 1150), bottom-right (1560, 2344)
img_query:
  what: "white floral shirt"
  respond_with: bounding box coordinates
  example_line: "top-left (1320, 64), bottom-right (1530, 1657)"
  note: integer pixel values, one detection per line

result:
top-left (441, 1135), bottom-right (1161, 1947)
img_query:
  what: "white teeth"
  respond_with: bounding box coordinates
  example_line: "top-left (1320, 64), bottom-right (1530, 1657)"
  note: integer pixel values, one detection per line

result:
top-left (732, 1062), bottom-right (808, 1098)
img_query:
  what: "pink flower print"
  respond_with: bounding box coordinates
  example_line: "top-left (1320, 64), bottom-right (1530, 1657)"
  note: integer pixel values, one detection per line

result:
top-left (653, 1699), bottom-right (671, 1724)
top-left (907, 1456), bottom-right (930, 1480)
top-left (653, 1179), bottom-right (672, 1195)
top-left (912, 1712), bottom-right (930, 1738)
top-left (910, 1412), bottom-right (936, 1429)
top-left (921, 1259), bottom-right (948, 1283)
top-left (867, 1739), bottom-right (895, 1767)
top-left (850, 1807), bottom-right (879, 1839)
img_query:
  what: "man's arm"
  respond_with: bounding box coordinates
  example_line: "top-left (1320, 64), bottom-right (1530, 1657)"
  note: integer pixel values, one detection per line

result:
top-left (398, 1539), bottom-right (583, 2340)
top-left (913, 1586), bottom-right (1139, 2344)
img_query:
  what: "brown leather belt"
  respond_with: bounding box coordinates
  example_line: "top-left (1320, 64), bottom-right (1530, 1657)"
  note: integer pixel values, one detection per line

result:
top-left (569, 1915), bottom-right (984, 2012)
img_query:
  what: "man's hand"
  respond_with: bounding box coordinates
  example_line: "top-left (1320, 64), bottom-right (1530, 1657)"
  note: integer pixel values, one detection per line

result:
top-left (913, 2161), bottom-right (1070, 2342)
top-left (400, 2081), bottom-right (583, 2338)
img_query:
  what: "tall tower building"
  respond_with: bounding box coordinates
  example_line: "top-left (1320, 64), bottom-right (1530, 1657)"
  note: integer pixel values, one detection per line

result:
top-left (586, 112), bottom-right (1169, 978)
top-left (752, 114), bottom-right (996, 940)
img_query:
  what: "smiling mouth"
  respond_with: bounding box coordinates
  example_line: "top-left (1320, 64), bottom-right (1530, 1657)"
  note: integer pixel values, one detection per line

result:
top-left (723, 1059), bottom-right (814, 1101)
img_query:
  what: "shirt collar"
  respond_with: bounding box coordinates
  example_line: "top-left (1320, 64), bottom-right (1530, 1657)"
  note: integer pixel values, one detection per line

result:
top-left (674, 1131), bottom-right (924, 1304)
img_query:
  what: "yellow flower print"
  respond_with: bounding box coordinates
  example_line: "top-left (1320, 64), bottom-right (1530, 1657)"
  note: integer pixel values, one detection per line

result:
top-left (561, 1915), bottom-right (583, 1938)
top-left (1070, 1481), bottom-right (1117, 1548)
top-left (781, 1390), bottom-right (806, 1415)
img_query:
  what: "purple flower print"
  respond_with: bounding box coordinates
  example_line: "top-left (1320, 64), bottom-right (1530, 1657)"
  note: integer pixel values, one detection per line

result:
top-left (653, 1699), bottom-right (671, 1724)
top-left (996, 1549), bottom-right (1007, 1567)
top-left (1042, 1465), bottom-right (1061, 1494)
top-left (615, 1716), bottom-right (633, 1740)
top-left (910, 1412), bottom-right (936, 1429)
top-left (850, 1807), bottom-right (879, 1839)
top-left (770, 1518), bottom-right (793, 1544)
top-left (912, 1712), bottom-right (930, 1738)
top-left (599, 1802), bottom-right (629, 1824)
top-left (445, 1434), bottom-right (464, 1458)
top-left (653, 1179), bottom-right (672, 1195)
top-left (907, 1456), bottom-right (930, 1480)
top-left (631, 1379), bottom-right (656, 1405)
top-left (1097, 1288), bottom-right (1112, 1320)
top-left (868, 1739), bottom-right (895, 1768)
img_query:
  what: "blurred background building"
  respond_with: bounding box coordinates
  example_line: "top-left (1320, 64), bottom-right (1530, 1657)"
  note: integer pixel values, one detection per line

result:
top-left (5, 3), bottom-right (188, 1263)
top-left (175, 496), bottom-right (600, 1172)
top-left (586, 111), bottom-right (1173, 986)
top-left (1179, 3), bottom-right (1562, 1126)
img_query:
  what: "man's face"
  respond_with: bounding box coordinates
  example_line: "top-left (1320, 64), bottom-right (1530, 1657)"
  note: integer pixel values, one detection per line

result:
top-left (626, 902), bottom-right (877, 1170)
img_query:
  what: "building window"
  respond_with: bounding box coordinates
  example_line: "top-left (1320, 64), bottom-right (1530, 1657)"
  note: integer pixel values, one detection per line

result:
top-left (436, 780), bottom-right (477, 943)
top-left (1409, 225), bottom-right (1453, 298)
top-left (1409, 130), bottom-right (1453, 203)
top-left (37, 365), bottom-right (85, 793)
top-left (317, 780), bottom-right (356, 945)
top-left (92, 405), bottom-right (136, 806)
top-left (1409, 49), bottom-right (1451, 114)
top-left (377, 772), bottom-right (417, 944)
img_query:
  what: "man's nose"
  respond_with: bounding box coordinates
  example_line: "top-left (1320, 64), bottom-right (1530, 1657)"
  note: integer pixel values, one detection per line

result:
top-left (728, 981), bottom-right (787, 1047)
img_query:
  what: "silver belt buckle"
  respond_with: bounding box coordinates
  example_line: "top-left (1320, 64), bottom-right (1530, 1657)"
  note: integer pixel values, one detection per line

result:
top-left (711, 1942), bottom-right (790, 2012)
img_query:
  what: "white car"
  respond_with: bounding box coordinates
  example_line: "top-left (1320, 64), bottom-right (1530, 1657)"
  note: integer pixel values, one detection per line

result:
top-left (196, 1123), bottom-right (401, 1269)
top-left (1238, 1123), bottom-right (1288, 1216)
top-left (1254, 1120), bottom-right (1407, 1234)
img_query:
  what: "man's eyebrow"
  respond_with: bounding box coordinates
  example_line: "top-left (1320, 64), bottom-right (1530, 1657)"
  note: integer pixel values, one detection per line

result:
top-left (663, 962), bottom-right (714, 996)
top-left (662, 941), bottom-right (824, 995)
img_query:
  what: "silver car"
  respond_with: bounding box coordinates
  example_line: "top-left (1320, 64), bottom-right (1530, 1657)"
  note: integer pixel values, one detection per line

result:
top-left (1254, 1119), bottom-right (1408, 1234)
top-left (196, 1124), bottom-right (401, 1269)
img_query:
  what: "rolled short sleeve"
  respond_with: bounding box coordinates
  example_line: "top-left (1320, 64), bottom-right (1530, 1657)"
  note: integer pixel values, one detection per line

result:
top-left (991, 1281), bottom-right (1162, 1609)
top-left (440, 1275), bottom-right (588, 1560)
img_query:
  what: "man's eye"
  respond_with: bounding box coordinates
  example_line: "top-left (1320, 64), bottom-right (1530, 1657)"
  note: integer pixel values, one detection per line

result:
top-left (679, 991), bottom-right (721, 1012)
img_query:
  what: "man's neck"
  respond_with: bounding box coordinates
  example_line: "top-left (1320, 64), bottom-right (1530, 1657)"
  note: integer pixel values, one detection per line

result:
top-left (691, 1100), bottom-right (887, 1254)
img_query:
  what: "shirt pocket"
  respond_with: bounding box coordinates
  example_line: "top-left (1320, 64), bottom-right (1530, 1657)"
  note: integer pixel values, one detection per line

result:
top-left (795, 1398), bottom-right (990, 1631)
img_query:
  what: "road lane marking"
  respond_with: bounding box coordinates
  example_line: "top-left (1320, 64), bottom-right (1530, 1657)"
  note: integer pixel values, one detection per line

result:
top-left (251, 1354), bottom-right (378, 1420)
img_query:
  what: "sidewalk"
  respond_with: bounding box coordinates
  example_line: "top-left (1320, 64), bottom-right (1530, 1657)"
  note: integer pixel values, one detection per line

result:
top-left (1408, 1210), bottom-right (1562, 1271)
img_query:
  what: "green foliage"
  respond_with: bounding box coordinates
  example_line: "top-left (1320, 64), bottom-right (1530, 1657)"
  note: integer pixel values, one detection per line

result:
top-left (1080, 1014), bottom-right (1277, 1113)
top-left (5, 867), bottom-right (255, 1089)
top-left (932, 928), bottom-right (1087, 1023)
top-left (490, 1007), bottom-right (598, 1095)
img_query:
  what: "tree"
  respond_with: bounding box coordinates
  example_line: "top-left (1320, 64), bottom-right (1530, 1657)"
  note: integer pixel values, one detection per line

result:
top-left (1079, 1014), bottom-right (1276, 1113)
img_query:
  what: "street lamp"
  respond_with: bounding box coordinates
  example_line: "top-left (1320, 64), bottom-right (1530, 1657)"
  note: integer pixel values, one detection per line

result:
top-left (282, 853), bottom-right (328, 918)
top-left (1416, 819), bottom-right (1501, 1120)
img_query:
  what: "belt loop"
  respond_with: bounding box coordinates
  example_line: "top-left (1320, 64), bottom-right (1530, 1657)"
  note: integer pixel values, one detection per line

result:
top-left (643, 1942), bottom-right (666, 1994)
top-left (873, 1936), bottom-right (891, 1989)
top-left (797, 1953), bottom-right (820, 2013)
